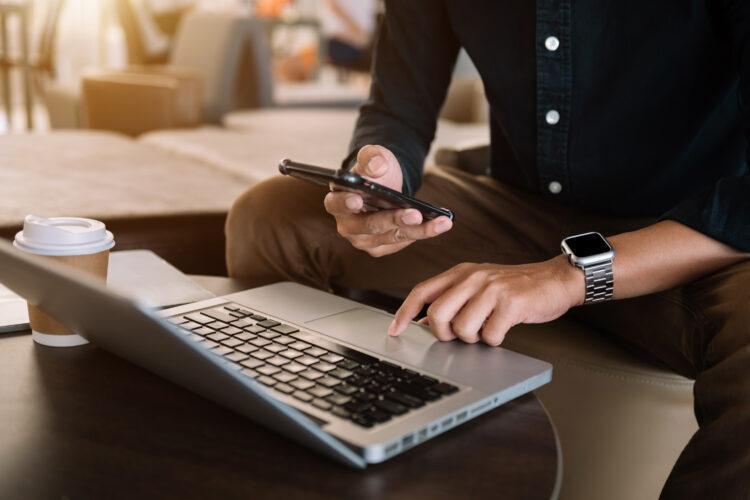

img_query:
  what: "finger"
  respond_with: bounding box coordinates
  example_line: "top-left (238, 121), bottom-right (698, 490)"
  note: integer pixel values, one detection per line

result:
top-left (417, 317), bottom-right (430, 325)
top-left (388, 271), bottom-right (458, 337)
top-left (426, 275), bottom-right (488, 343)
top-left (324, 191), bottom-right (363, 216)
top-left (451, 286), bottom-right (498, 343)
top-left (480, 301), bottom-right (520, 346)
top-left (363, 216), bottom-right (452, 245)
top-left (354, 145), bottom-right (396, 179)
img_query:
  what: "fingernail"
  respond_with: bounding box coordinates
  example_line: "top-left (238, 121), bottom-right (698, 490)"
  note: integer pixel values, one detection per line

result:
top-left (435, 219), bottom-right (451, 234)
top-left (401, 210), bottom-right (421, 225)
top-left (345, 196), bottom-right (359, 210)
top-left (368, 156), bottom-right (385, 173)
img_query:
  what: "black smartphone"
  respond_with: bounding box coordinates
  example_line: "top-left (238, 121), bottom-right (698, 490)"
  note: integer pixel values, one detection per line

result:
top-left (278, 159), bottom-right (454, 221)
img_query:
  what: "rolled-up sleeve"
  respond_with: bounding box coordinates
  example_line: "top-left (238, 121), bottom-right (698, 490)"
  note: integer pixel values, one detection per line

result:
top-left (659, 1), bottom-right (750, 251)
top-left (343, 0), bottom-right (460, 195)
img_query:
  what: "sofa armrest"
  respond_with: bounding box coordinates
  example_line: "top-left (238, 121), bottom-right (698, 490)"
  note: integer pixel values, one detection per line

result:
top-left (434, 140), bottom-right (490, 176)
top-left (81, 69), bottom-right (202, 137)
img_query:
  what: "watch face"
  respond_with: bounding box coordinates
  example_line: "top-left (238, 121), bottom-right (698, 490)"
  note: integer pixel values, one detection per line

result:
top-left (565, 232), bottom-right (611, 257)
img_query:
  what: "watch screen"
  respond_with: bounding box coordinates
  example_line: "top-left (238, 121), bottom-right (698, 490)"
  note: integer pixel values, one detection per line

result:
top-left (566, 233), bottom-right (611, 257)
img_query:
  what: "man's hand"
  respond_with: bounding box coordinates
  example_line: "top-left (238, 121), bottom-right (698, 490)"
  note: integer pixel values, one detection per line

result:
top-left (324, 145), bottom-right (453, 257)
top-left (388, 256), bottom-right (585, 346)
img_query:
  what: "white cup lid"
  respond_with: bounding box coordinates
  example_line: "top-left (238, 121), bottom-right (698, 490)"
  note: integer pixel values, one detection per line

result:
top-left (14, 215), bottom-right (115, 256)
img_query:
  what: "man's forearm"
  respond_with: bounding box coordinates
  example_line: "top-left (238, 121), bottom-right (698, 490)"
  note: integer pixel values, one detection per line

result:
top-left (605, 220), bottom-right (749, 301)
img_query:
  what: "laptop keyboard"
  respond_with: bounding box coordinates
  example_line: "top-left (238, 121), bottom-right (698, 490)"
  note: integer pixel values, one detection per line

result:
top-left (169, 304), bottom-right (459, 429)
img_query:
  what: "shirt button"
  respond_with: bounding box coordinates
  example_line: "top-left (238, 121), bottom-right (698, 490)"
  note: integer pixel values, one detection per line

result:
top-left (545, 109), bottom-right (560, 125)
top-left (544, 36), bottom-right (560, 51)
top-left (548, 181), bottom-right (562, 194)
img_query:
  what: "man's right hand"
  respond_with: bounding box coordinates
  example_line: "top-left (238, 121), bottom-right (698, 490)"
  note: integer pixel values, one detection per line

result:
top-left (324, 145), bottom-right (453, 257)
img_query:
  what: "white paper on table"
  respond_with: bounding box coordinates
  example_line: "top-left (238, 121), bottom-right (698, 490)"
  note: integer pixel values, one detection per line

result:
top-left (0, 283), bottom-right (29, 333)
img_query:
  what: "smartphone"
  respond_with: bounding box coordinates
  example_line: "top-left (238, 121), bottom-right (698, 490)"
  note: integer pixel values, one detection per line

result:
top-left (278, 159), bottom-right (454, 221)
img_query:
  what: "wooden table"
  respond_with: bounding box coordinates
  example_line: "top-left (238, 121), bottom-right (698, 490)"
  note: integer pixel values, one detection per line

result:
top-left (0, 276), bottom-right (561, 499)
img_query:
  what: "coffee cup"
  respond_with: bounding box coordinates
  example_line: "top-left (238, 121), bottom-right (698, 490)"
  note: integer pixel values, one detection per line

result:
top-left (13, 215), bottom-right (115, 347)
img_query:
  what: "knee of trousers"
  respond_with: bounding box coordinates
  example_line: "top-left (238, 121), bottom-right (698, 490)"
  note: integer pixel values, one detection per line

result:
top-left (224, 176), bottom-right (326, 278)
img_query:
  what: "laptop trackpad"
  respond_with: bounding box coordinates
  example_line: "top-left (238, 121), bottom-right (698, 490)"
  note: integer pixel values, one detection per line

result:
top-left (306, 308), bottom-right (438, 359)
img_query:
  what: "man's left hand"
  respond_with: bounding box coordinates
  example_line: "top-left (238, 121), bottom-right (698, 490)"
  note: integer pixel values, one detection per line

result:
top-left (387, 256), bottom-right (585, 346)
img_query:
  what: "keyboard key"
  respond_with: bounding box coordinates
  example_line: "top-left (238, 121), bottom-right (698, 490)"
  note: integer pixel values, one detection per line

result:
top-left (291, 332), bottom-right (380, 365)
top-left (433, 382), bottom-right (459, 395)
top-left (312, 362), bottom-right (336, 373)
top-left (257, 319), bottom-right (281, 328)
top-left (293, 390), bottom-right (313, 402)
top-left (312, 399), bottom-right (332, 411)
top-left (203, 308), bottom-right (237, 323)
top-left (236, 343), bottom-right (259, 354)
top-left (257, 365), bottom-right (281, 376)
top-left (231, 318), bottom-right (255, 328)
top-left (326, 393), bottom-right (351, 406)
top-left (271, 324), bottom-right (299, 335)
top-left (235, 308), bottom-right (253, 316)
top-left (257, 375), bottom-right (276, 387)
top-left (290, 379), bottom-right (315, 391)
top-left (300, 369), bottom-right (323, 381)
top-left (226, 352), bottom-right (249, 363)
top-left (241, 368), bottom-right (258, 378)
top-left (280, 349), bottom-right (303, 359)
top-left (350, 415), bottom-right (373, 428)
top-left (273, 371), bottom-right (298, 384)
top-left (221, 326), bottom-right (243, 336)
top-left (309, 386), bottom-right (333, 398)
top-left (241, 358), bottom-right (264, 370)
top-left (331, 406), bottom-right (350, 419)
top-left (335, 383), bottom-right (358, 395)
top-left (185, 313), bottom-right (213, 324)
top-left (169, 316), bottom-right (188, 325)
top-left (288, 340), bottom-right (311, 351)
top-left (285, 362), bottom-right (307, 374)
top-left (320, 353), bottom-right (344, 364)
top-left (235, 332), bottom-right (256, 342)
top-left (394, 382), bottom-right (441, 402)
top-left (207, 321), bottom-right (226, 330)
top-left (415, 375), bottom-right (439, 387)
top-left (244, 325), bottom-right (267, 334)
top-left (274, 383), bottom-right (295, 395)
top-left (387, 390), bottom-right (425, 408)
top-left (250, 314), bottom-right (267, 321)
top-left (317, 376), bottom-right (341, 388)
top-left (203, 340), bottom-right (219, 349)
top-left (329, 368), bottom-right (354, 380)
top-left (362, 408), bottom-right (391, 423)
top-left (194, 327), bottom-right (215, 337)
top-left (250, 338), bottom-right (272, 348)
top-left (189, 334), bottom-right (204, 342)
top-left (180, 321), bottom-right (202, 331)
top-left (304, 346), bottom-right (327, 357)
top-left (267, 356), bottom-right (291, 367)
top-left (211, 346), bottom-right (234, 356)
top-left (251, 350), bottom-right (274, 361)
top-left (338, 359), bottom-right (359, 370)
top-left (275, 336), bottom-right (296, 345)
top-left (296, 355), bottom-right (318, 366)
top-left (223, 304), bottom-right (241, 312)
top-left (207, 332), bottom-right (229, 342)
top-left (266, 343), bottom-right (286, 353)
top-left (259, 331), bottom-right (280, 340)
top-left (374, 399), bottom-right (408, 416)
top-left (221, 338), bottom-right (244, 348)
top-left (344, 401), bottom-right (371, 414)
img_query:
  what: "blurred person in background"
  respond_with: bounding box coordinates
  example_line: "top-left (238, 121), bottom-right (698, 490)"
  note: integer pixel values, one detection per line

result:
top-left (320, 0), bottom-right (376, 72)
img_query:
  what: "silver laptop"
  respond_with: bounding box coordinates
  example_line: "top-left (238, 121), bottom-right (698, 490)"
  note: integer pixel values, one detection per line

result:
top-left (0, 239), bottom-right (551, 468)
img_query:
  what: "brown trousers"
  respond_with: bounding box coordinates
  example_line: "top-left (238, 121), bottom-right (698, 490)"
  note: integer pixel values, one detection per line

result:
top-left (225, 165), bottom-right (750, 499)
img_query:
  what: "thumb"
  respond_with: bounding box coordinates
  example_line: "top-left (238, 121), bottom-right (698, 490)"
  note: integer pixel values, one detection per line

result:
top-left (354, 145), bottom-right (390, 179)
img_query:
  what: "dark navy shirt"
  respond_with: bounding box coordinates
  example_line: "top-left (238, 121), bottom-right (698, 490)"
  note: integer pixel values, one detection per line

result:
top-left (346, 0), bottom-right (750, 251)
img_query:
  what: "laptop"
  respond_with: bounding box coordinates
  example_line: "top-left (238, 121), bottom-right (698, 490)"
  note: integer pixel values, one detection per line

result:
top-left (0, 239), bottom-right (551, 468)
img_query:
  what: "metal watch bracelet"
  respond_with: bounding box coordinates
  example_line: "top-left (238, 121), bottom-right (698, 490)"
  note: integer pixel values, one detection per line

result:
top-left (582, 260), bottom-right (614, 304)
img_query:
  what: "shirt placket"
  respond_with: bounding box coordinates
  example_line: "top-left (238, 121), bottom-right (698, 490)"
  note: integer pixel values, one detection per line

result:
top-left (536, 0), bottom-right (572, 198)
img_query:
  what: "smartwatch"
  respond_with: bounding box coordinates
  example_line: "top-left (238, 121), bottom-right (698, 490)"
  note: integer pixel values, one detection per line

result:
top-left (561, 232), bottom-right (615, 305)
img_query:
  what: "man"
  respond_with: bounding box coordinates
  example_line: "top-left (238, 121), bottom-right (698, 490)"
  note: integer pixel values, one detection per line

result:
top-left (226, 1), bottom-right (750, 497)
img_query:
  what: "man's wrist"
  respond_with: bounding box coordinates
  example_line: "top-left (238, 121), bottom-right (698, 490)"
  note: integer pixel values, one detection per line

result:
top-left (551, 254), bottom-right (586, 308)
